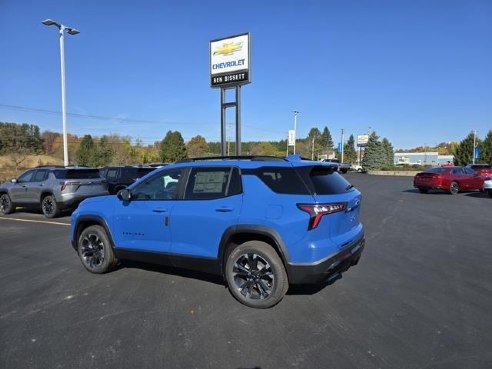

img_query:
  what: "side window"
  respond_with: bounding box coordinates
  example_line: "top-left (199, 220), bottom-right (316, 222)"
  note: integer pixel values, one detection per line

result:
top-left (106, 168), bottom-right (119, 180)
top-left (17, 170), bottom-right (35, 183)
top-left (131, 168), bottom-right (182, 200)
top-left (453, 168), bottom-right (464, 175)
top-left (464, 167), bottom-right (474, 175)
top-left (254, 167), bottom-right (310, 194)
top-left (185, 167), bottom-right (241, 200)
top-left (32, 170), bottom-right (49, 182)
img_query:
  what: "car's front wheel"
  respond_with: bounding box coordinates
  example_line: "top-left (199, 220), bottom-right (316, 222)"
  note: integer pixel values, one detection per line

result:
top-left (449, 181), bottom-right (459, 195)
top-left (225, 241), bottom-right (288, 309)
top-left (418, 187), bottom-right (428, 194)
top-left (41, 195), bottom-right (60, 218)
top-left (0, 194), bottom-right (15, 214)
top-left (488, 190), bottom-right (492, 198)
top-left (78, 225), bottom-right (118, 274)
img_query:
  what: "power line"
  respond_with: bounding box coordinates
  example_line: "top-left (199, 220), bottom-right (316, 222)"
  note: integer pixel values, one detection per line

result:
top-left (0, 103), bottom-right (287, 137)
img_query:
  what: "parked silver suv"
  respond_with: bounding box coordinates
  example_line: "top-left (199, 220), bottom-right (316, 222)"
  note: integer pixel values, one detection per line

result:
top-left (0, 166), bottom-right (108, 218)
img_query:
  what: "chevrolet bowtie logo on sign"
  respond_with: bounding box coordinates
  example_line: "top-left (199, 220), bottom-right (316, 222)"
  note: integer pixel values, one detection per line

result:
top-left (210, 33), bottom-right (251, 88)
top-left (213, 42), bottom-right (242, 56)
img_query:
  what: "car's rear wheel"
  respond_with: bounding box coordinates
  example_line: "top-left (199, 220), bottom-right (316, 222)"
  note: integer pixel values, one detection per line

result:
top-left (418, 187), bottom-right (428, 194)
top-left (449, 181), bottom-right (459, 195)
top-left (225, 241), bottom-right (288, 309)
top-left (488, 190), bottom-right (492, 198)
top-left (41, 195), bottom-right (60, 218)
top-left (0, 194), bottom-right (15, 214)
top-left (78, 225), bottom-right (118, 274)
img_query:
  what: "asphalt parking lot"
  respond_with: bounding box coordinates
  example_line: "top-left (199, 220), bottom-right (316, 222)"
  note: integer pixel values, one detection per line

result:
top-left (1, 173), bottom-right (491, 369)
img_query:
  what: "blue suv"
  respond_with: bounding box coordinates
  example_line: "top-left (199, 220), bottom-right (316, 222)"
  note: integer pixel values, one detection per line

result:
top-left (70, 156), bottom-right (364, 308)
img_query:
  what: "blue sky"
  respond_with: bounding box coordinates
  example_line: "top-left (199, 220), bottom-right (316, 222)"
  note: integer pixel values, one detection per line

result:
top-left (1, 0), bottom-right (491, 150)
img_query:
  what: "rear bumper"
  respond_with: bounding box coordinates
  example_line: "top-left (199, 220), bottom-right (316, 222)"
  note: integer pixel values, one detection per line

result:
top-left (286, 235), bottom-right (365, 285)
top-left (59, 192), bottom-right (108, 209)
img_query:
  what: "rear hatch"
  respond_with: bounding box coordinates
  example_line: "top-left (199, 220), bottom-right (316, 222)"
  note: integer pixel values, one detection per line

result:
top-left (55, 169), bottom-right (108, 195)
top-left (296, 165), bottom-right (361, 240)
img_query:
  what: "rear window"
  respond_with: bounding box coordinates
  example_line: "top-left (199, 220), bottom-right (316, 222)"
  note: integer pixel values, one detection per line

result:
top-left (301, 166), bottom-right (354, 195)
top-left (54, 169), bottom-right (102, 180)
top-left (425, 167), bottom-right (449, 174)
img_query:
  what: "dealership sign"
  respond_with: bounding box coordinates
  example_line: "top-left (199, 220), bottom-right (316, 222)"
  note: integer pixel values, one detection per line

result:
top-left (357, 134), bottom-right (369, 147)
top-left (210, 33), bottom-right (250, 88)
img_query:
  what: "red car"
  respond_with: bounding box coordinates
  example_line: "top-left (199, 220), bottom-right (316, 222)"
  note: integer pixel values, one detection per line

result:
top-left (414, 166), bottom-right (484, 195)
top-left (466, 164), bottom-right (492, 178)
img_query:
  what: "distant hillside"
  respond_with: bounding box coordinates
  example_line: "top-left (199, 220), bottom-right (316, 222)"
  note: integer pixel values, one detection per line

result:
top-left (0, 154), bottom-right (63, 182)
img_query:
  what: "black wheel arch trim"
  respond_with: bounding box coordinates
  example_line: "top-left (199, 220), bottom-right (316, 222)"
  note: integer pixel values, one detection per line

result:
top-left (72, 215), bottom-right (117, 252)
top-left (217, 225), bottom-right (290, 277)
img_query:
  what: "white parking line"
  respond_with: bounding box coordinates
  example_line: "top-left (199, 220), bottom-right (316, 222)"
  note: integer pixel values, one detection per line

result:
top-left (0, 217), bottom-right (70, 226)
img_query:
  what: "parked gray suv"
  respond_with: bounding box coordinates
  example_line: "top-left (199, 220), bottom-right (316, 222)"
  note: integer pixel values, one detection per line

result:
top-left (0, 166), bottom-right (108, 218)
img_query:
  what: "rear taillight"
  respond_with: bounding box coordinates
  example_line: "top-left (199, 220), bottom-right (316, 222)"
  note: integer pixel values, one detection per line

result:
top-left (297, 203), bottom-right (347, 230)
top-left (60, 181), bottom-right (80, 191)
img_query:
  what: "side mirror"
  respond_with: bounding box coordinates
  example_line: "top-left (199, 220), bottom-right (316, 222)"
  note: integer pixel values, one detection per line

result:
top-left (10, 178), bottom-right (17, 183)
top-left (117, 188), bottom-right (132, 201)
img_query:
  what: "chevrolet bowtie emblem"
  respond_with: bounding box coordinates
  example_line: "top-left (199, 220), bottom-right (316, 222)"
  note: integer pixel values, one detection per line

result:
top-left (213, 42), bottom-right (242, 56)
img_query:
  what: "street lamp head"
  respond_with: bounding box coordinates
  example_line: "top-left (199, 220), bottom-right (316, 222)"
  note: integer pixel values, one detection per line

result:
top-left (42, 19), bottom-right (59, 27)
top-left (66, 28), bottom-right (80, 35)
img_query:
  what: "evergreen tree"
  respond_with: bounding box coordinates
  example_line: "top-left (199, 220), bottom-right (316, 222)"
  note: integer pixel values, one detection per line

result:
top-left (362, 132), bottom-right (387, 170)
top-left (453, 132), bottom-right (477, 166)
top-left (319, 126), bottom-right (334, 150)
top-left (381, 138), bottom-right (395, 167)
top-left (75, 135), bottom-right (95, 166)
top-left (160, 131), bottom-right (187, 162)
top-left (343, 134), bottom-right (358, 164)
top-left (479, 130), bottom-right (492, 164)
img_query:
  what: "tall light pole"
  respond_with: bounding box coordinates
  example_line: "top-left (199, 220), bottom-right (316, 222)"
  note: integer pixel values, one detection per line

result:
top-left (472, 129), bottom-right (477, 165)
top-left (293, 111), bottom-right (299, 154)
top-left (340, 128), bottom-right (345, 163)
top-left (42, 19), bottom-right (79, 166)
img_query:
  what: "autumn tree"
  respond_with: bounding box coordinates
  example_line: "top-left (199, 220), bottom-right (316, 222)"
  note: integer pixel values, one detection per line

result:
top-left (187, 135), bottom-right (208, 157)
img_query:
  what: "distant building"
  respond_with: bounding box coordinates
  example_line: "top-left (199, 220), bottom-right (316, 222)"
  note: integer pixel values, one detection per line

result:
top-left (394, 152), bottom-right (454, 166)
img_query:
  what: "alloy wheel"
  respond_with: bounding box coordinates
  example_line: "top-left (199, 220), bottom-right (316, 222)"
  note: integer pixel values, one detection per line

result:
top-left (231, 253), bottom-right (275, 300)
top-left (80, 233), bottom-right (105, 270)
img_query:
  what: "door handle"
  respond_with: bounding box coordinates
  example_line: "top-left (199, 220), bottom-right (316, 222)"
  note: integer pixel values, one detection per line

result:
top-left (216, 207), bottom-right (234, 212)
top-left (152, 208), bottom-right (167, 213)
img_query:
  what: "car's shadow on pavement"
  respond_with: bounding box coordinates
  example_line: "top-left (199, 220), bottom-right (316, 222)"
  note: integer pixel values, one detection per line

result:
top-left (118, 260), bottom-right (225, 286)
top-left (117, 260), bottom-right (341, 296)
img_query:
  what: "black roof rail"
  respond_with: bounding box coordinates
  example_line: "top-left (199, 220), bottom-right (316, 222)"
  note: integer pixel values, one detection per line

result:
top-left (177, 156), bottom-right (287, 163)
top-left (35, 165), bottom-right (65, 168)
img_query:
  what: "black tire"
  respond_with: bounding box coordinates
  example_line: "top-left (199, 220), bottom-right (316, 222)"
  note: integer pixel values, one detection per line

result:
top-left (41, 195), bottom-right (60, 218)
top-left (225, 241), bottom-right (288, 309)
top-left (418, 188), bottom-right (428, 194)
top-left (488, 190), bottom-right (492, 198)
top-left (0, 193), bottom-right (15, 214)
top-left (77, 225), bottom-right (118, 274)
top-left (449, 181), bottom-right (459, 195)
